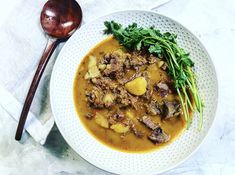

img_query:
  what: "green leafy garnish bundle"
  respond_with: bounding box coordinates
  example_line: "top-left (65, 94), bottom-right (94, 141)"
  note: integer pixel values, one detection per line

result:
top-left (104, 21), bottom-right (203, 129)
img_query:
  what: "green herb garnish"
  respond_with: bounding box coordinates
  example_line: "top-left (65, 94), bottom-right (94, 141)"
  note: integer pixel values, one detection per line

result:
top-left (104, 21), bottom-right (204, 130)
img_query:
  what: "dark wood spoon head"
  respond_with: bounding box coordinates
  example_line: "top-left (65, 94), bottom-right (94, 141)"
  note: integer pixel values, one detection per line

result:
top-left (40, 0), bottom-right (82, 39)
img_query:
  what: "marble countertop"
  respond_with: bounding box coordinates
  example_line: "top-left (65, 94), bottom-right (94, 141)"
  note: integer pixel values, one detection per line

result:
top-left (0, 0), bottom-right (235, 174)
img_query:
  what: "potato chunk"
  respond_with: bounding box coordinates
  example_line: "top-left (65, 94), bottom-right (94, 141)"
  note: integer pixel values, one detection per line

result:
top-left (110, 123), bottom-right (130, 133)
top-left (88, 55), bottom-right (96, 67)
top-left (85, 55), bottom-right (101, 79)
top-left (158, 60), bottom-right (165, 68)
top-left (125, 77), bottom-right (147, 95)
top-left (95, 113), bottom-right (109, 128)
top-left (103, 93), bottom-right (115, 107)
top-left (126, 111), bottom-right (135, 120)
top-left (98, 64), bottom-right (106, 71)
top-left (126, 111), bottom-right (139, 124)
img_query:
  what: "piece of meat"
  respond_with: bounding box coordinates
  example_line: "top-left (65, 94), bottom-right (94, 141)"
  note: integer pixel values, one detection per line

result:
top-left (129, 120), bottom-right (144, 138)
top-left (155, 81), bottom-right (169, 97)
top-left (108, 116), bottom-right (117, 125)
top-left (129, 94), bottom-right (139, 109)
top-left (158, 61), bottom-right (168, 71)
top-left (139, 71), bottom-right (153, 101)
top-left (166, 80), bottom-right (177, 94)
top-left (143, 87), bottom-right (153, 101)
top-left (124, 52), bottom-right (147, 70)
top-left (85, 113), bottom-right (94, 120)
top-left (111, 50), bottom-right (131, 61)
top-left (114, 86), bottom-right (132, 108)
top-left (86, 88), bottom-right (104, 108)
top-left (113, 112), bottom-right (125, 121)
top-left (162, 100), bottom-right (181, 119)
top-left (140, 116), bottom-right (159, 130)
top-left (86, 87), bottom-right (117, 109)
top-left (108, 111), bottom-right (126, 125)
top-left (148, 127), bottom-right (170, 144)
top-left (115, 86), bottom-right (130, 107)
top-left (146, 54), bottom-right (157, 64)
top-left (103, 60), bottom-right (123, 79)
top-left (102, 53), bottom-right (112, 64)
top-left (161, 62), bottom-right (168, 70)
top-left (117, 77), bottom-right (128, 85)
top-left (146, 100), bottom-right (161, 116)
top-left (115, 86), bottom-right (139, 109)
top-left (101, 51), bottom-right (128, 79)
top-left (91, 77), bottom-right (117, 90)
top-left (141, 71), bottom-right (150, 82)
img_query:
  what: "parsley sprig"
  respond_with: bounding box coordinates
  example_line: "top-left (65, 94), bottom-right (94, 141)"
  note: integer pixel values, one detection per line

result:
top-left (104, 21), bottom-right (203, 129)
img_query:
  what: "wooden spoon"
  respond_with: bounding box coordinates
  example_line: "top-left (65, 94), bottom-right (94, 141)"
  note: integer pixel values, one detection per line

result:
top-left (15, 0), bottom-right (82, 141)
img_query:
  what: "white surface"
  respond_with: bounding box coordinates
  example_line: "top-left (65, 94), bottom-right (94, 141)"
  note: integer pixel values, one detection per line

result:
top-left (50, 10), bottom-right (217, 175)
top-left (0, 0), bottom-right (234, 175)
top-left (0, 86), bottom-right (54, 144)
top-left (0, 0), bottom-right (55, 144)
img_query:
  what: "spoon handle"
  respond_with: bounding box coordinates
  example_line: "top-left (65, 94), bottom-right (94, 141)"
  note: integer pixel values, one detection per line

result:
top-left (15, 38), bottom-right (58, 141)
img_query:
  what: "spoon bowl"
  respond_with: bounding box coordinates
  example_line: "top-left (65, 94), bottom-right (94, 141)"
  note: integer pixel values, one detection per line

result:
top-left (15, 0), bottom-right (82, 141)
top-left (41, 0), bottom-right (82, 39)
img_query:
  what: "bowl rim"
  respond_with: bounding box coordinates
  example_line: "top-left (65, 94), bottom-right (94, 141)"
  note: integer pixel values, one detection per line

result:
top-left (50, 9), bottom-right (219, 175)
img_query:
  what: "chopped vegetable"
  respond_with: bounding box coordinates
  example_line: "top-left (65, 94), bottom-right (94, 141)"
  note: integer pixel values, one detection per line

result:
top-left (111, 123), bottom-right (130, 133)
top-left (103, 93), bottom-right (115, 106)
top-left (98, 64), bottom-right (107, 70)
top-left (95, 112), bottom-right (109, 128)
top-left (104, 21), bottom-right (203, 129)
top-left (88, 55), bottom-right (97, 67)
top-left (85, 55), bottom-right (101, 79)
top-left (158, 60), bottom-right (165, 68)
top-left (126, 111), bottom-right (135, 120)
top-left (125, 77), bottom-right (147, 96)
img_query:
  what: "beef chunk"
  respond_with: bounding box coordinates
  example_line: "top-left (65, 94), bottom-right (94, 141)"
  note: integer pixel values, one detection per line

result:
top-left (146, 55), bottom-right (157, 64)
top-left (108, 116), bottom-right (117, 125)
top-left (155, 81), bottom-right (169, 97)
top-left (129, 120), bottom-right (144, 138)
top-left (108, 111), bottom-right (126, 125)
top-left (124, 52), bottom-right (147, 70)
top-left (148, 127), bottom-right (170, 144)
top-left (129, 95), bottom-right (139, 109)
top-left (114, 86), bottom-right (138, 109)
top-left (91, 77), bottom-right (117, 90)
top-left (85, 113), bottom-right (94, 120)
top-left (146, 100), bottom-right (161, 116)
top-left (141, 71), bottom-right (153, 101)
top-left (162, 100), bottom-right (181, 119)
top-left (158, 61), bottom-right (168, 71)
top-left (86, 88), bottom-right (104, 108)
top-left (101, 51), bottom-right (128, 79)
top-left (143, 87), bottom-right (153, 101)
top-left (108, 112), bottom-right (125, 125)
top-left (103, 59), bottom-right (124, 79)
top-left (113, 112), bottom-right (125, 121)
top-left (140, 116), bottom-right (170, 143)
top-left (115, 86), bottom-right (130, 107)
top-left (161, 63), bottom-right (168, 70)
top-left (86, 87), bottom-right (117, 109)
top-left (140, 116), bottom-right (159, 130)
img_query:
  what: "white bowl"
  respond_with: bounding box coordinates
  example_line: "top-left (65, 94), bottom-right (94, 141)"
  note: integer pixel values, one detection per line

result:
top-left (50, 10), bottom-right (218, 175)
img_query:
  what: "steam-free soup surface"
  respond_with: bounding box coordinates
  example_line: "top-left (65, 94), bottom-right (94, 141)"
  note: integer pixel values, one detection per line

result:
top-left (73, 37), bottom-right (188, 153)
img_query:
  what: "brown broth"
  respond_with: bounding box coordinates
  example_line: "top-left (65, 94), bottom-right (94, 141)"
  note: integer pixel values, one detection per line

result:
top-left (73, 36), bottom-right (188, 153)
